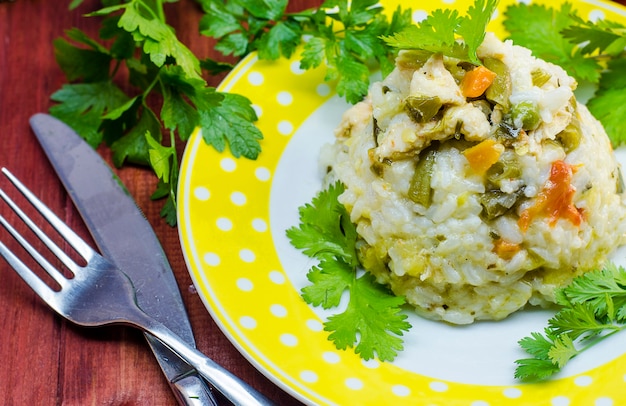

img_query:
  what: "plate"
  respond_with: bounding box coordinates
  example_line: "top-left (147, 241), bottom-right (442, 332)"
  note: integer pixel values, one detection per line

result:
top-left (178, 0), bottom-right (626, 404)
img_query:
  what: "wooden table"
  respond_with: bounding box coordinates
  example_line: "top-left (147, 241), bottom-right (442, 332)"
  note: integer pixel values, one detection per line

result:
top-left (0, 1), bottom-right (625, 405)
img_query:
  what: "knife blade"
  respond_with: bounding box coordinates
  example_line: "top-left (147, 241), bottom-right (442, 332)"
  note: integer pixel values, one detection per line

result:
top-left (30, 113), bottom-right (219, 406)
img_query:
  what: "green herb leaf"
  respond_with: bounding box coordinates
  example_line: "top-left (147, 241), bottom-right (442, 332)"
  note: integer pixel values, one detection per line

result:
top-left (198, 92), bottom-right (263, 159)
top-left (513, 358), bottom-right (560, 381)
top-left (561, 15), bottom-right (626, 57)
top-left (503, 3), bottom-right (602, 83)
top-left (110, 105), bottom-right (161, 167)
top-left (286, 182), bottom-right (357, 263)
top-left (587, 58), bottom-right (626, 147)
top-left (287, 182), bottom-right (411, 362)
top-left (301, 259), bottom-right (354, 309)
top-left (381, 0), bottom-right (498, 65)
top-left (325, 272), bottom-right (410, 362)
top-left (456, 0), bottom-right (499, 64)
top-left (201, 0), bottom-right (413, 104)
top-left (514, 264), bottom-right (626, 381)
top-left (51, 0), bottom-right (265, 225)
top-left (50, 82), bottom-right (129, 147)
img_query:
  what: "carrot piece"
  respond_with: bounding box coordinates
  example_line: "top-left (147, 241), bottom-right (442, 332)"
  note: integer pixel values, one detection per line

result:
top-left (493, 238), bottom-right (521, 260)
top-left (463, 138), bottom-right (504, 174)
top-left (518, 160), bottom-right (583, 232)
top-left (461, 65), bottom-right (497, 98)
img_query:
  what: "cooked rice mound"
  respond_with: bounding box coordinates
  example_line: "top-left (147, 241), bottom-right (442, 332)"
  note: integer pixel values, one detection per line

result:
top-left (322, 33), bottom-right (626, 324)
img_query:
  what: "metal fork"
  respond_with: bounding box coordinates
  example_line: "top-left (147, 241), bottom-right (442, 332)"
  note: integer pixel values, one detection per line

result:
top-left (0, 168), bottom-right (274, 406)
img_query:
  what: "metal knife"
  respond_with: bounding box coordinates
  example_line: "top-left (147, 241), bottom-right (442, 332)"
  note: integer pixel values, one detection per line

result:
top-left (30, 113), bottom-right (220, 406)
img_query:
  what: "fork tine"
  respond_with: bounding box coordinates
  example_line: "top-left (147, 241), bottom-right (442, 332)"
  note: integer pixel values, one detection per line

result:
top-left (0, 199), bottom-right (69, 288)
top-left (0, 182), bottom-right (83, 280)
top-left (0, 219), bottom-right (59, 304)
top-left (1, 168), bottom-right (97, 267)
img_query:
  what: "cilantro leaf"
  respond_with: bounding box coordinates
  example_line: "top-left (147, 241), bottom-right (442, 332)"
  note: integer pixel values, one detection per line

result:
top-left (286, 182), bottom-right (357, 263)
top-left (200, 0), bottom-right (413, 104)
top-left (561, 15), bottom-right (626, 57)
top-left (256, 20), bottom-right (302, 60)
top-left (110, 105), bottom-right (161, 167)
top-left (381, 0), bottom-right (497, 65)
top-left (456, 0), bottom-right (498, 64)
top-left (558, 263), bottom-right (626, 318)
top-left (503, 3), bottom-right (602, 83)
top-left (287, 182), bottom-right (411, 362)
top-left (325, 273), bottom-right (410, 361)
top-left (53, 35), bottom-right (111, 82)
top-left (331, 53), bottom-right (372, 105)
top-left (514, 263), bottom-right (626, 381)
top-left (113, 2), bottom-right (202, 81)
top-left (51, 0), bottom-right (265, 225)
top-left (301, 259), bottom-right (354, 309)
top-left (49, 81), bottom-right (129, 147)
top-left (546, 334), bottom-right (578, 368)
top-left (587, 58), bottom-right (626, 147)
top-left (513, 358), bottom-right (560, 381)
top-left (380, 9), bottom-right (462, 57)
top-left (518, 330), bottom-right (555, 360)
top-left (198, 92), bottom-right (263, 159)
top-left (547, 304), bottom-right (608, 341)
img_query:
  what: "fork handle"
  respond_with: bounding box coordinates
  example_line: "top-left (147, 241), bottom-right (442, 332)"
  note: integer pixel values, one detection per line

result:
top-left (140, 317), bottom-right (276, 406)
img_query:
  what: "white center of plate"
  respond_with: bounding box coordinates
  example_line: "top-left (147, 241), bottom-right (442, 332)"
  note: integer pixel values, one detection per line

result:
top-left (270, 95), bottom-right (626, 386)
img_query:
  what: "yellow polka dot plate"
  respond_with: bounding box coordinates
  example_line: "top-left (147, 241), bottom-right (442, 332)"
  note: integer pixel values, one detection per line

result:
top-left (178, 1), bottom-right (626, 404)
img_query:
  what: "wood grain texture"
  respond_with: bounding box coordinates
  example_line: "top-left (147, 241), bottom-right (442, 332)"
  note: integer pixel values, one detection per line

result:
top-left (0, 1), bottom-right (625, 405)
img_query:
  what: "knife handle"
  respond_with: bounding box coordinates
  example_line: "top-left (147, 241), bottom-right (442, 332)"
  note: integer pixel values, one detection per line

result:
top-left (171, 374), bottom-right (219, 406)
top-left (145, 332), bottom-right (221, 406)
top-left (138, 315), bottom-right (275, 406)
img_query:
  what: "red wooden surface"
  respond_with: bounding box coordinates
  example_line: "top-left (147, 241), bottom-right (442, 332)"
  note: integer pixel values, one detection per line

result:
top-left (0, 1), bottom-right (625, 405)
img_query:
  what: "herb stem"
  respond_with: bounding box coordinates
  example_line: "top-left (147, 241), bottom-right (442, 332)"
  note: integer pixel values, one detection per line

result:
top-left (575, 327), bottom-right (625, 355)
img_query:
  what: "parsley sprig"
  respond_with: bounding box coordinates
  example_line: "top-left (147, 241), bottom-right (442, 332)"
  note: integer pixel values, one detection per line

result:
top-left (286, 182), bottom-right (411, 361)
top-left (197, 0), bottom-right (414, 104)
top-left (504, 2), bottom-right (626, 146)
top-left (381, 0), bottom-right (499, 65)
top-left (52, 0), bottom-right (262, 225)
top-left (515, 263), bottom-right (626, 381)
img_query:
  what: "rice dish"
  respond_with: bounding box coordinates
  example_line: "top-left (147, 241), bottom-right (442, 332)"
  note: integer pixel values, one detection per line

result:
top-left (321, 33), bottom-right (626, 324)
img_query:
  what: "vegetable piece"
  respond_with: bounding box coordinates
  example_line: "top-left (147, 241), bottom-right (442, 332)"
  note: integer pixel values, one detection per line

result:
top-left (286, 182), bottom-right (411, 362)
top-left (518, 160), bottom-right (583, 231)
top-left (494, 120), bottom-right (521, 144)
top-left (463, 139), bottom-right (504, 174)
top-left (396, 50), bottom-right (432, 70)
top-left (515, 263), bottom-right (626, 381)
top-left (471, 99), bottom-right (493, 118)
top-left (445, 60), bottom-right (472, 84)
top-left (404, 95), bottom-right (443, 123)
top-left (504, 3), bottom-right (626, 147)
top-left (556, 115), bottom-right (582, 153)
top-left (493, 238), bottom-right (521, 260)
top-left (531, 68), bottom-right (552, 87)
top-left (408, 145), bottom-right (438, 206)
top-left (460, 65), bottom-right (497, 98)
top-left (511, 101), bottom-right (541, 130)
top-left (480, 190), bottom-right (519, 220)
top-left (483, 56), bottom-right (512, 110)
top-left (486, 157), bottom-right (521, 187)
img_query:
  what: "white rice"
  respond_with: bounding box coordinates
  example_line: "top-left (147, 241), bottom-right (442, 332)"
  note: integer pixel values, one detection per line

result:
top-left (321, 33), bottom-right (626, 324)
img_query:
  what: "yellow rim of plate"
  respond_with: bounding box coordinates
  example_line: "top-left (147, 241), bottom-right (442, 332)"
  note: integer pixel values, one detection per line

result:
top-left (178, 1), bottom-right (626, 404)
